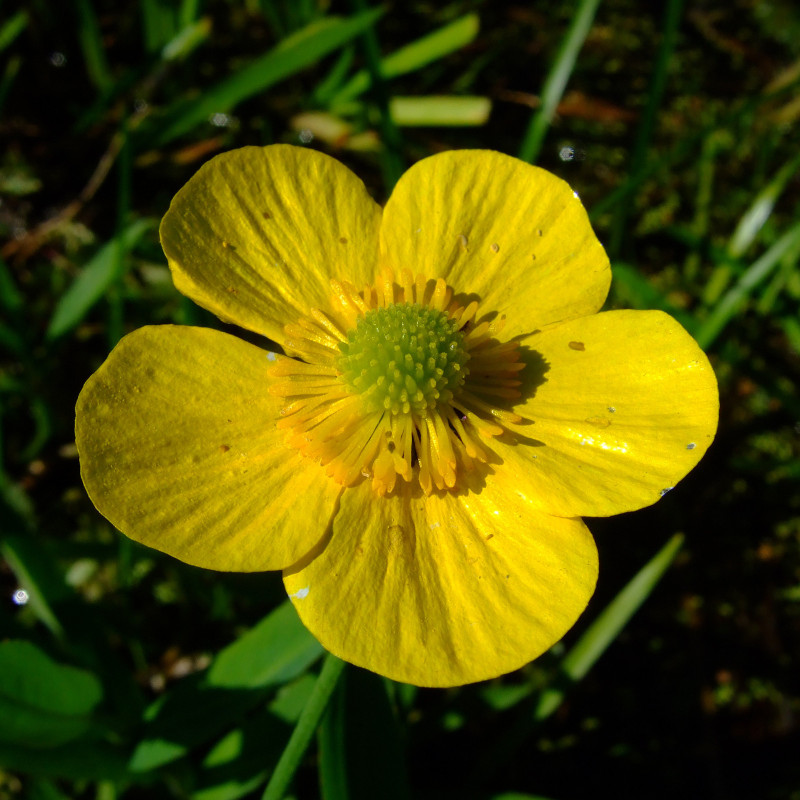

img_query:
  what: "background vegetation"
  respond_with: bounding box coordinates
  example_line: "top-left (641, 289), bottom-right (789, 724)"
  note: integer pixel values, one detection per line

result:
top-left (2, 0), bottom-right (800, 797)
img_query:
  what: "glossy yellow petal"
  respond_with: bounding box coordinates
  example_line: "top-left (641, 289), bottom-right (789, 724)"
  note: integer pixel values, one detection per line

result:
top-left (284, 475), bottom-right (598, 687)
top-left (379, 150), bottom-right (610, 338)
top-left (495, 310), bottom-right (719, 518)
top-left (160, 145), bottom-right (382, 343)
top-left (76, 326), bottom-right (340, 571)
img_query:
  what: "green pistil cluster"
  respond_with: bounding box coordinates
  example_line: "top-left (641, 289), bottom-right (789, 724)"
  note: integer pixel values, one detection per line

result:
top-left (338, 303), bottom-right (470, 416)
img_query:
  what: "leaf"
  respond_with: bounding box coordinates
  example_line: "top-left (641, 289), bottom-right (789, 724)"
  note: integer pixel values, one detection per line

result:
top-left (318, 668), bottom-right (411, 800)
top-left (388, 96), bottom-right (490, 127)
top-left (0, 640), bottom-right (103, 748)
top-left (534, 534), bottom-right (684, 721)
top-left (148, 10), bottom-right (383, 147)
top-left (45, 218), bottom-right (154, 341)
top-left (130, 602), bottom-right (323, 772)
top-left (0, 739), bottom-right (128, 781)
top-left (208, 600), bottom-right (323, 689)
top-left (328, 14), bottom-right (479, 107)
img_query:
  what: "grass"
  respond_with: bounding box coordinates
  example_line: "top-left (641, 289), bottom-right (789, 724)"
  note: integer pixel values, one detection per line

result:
top-left (2, 1), bottom-right (800, 798)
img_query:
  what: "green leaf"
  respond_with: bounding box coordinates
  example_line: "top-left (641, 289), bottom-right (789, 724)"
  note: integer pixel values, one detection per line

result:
top-left (695, 222), bottom-right (800, 349)
top-left (0, 739), bottom-right (128, 781)
top-left (727, 149), bottom-right (800, 259)
top-left (130, 602), bottom-right (323, 772)
top-left (388, 96), bottom-right (490, 126)
top-left (0, 640), bottom-right (103, 748)
top-left (208, 600), bottom-right (324, 689)
top-left (518, 0), bottom-right (602, 163)
top-left (45, 218), bottom-right (154, 341)
top-left (329, 13), bottom-right (479, 107)
top-left (318, 669), bottom-right (411, 800)
top-left (534, 533), bottom-right (684, 721)
top-left (148, 10), bottom-right (383, 147)
top-left (0, 10), bottom-right (27, 53)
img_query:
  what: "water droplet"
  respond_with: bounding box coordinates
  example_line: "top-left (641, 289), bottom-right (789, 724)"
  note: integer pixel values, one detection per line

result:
top-left (490, 242), bottom-right (500, 253)
top-left (660, 487), bottom-right (674, 497)
top-left (458, 234), bottom-right (468, 250)
top-left (686, 442), bottom-right (696, 450)
top-left (209, 112), bottom-right (231, 127)
top-left (339, 236), bottom-right (348, 244)
top-left (585, 416), bottom-right (611, 428)
top-left (49, 52), bottom-right (67, 68)
top-left (298, 128), bottom-right (314, 144)
top-left (607, 406), bottom-right (616, 413)
top-left (559, 146), bottom-right (575, 161)
top-left (266, 351), bottom-right (278, 362)
top-left (568, 341), bottom-right (586, 351)
top-left (12, 589), bottom-right (29, 606)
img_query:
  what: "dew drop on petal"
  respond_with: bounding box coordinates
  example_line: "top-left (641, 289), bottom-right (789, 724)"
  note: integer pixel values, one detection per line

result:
top-left (686, 442), bottom-right (696, 450)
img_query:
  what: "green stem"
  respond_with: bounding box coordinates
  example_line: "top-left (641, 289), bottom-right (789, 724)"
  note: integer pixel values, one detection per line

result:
top-left (261, 653), bottom-right (346, 800)
top-left (348, 0), bottom-right (404, 192)
top-left (518, 0), bottom-right (603, 164)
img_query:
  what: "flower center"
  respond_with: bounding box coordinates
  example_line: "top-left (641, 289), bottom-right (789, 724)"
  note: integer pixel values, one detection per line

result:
top-left (337, 303), bottom-right (469, 416)
top-left (268, 269), bottom-right (524, 497)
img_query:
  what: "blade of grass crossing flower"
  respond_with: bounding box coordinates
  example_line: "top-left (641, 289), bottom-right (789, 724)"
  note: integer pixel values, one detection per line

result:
top-left (149, 10), bottom-right (383, 147)
top-left (533, 533), bottom-right (685, 722)
top-left (327, 13), bottom-right (479, 107)
top-left (45, 218), bottom-right (154, 341)
top-left (517, 0), bottom-right (602, 164)
top-left (262, 654), bottom-right (345, 800)
top-left (318, 670), bottom-right (411, 800)
top-left (695, 222), bottom-right (800, 349)
top-left (347, 0), bottom-right (404, 192)
top-left (607, 0), bottom-right (684, 257)
top-left (75, 0), bottom-right (112, 93)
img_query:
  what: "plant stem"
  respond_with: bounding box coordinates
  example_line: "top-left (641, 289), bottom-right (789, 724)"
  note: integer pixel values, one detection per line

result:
top-left (261, 653), bottom-right (346, 800)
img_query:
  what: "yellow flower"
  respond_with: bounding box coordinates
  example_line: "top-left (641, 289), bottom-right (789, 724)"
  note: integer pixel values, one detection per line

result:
top-left (75, 146), bottom-right (718, 687)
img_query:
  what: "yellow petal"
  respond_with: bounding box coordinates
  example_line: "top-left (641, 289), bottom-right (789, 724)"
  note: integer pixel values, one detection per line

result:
top-left (379, 150), bottom-right (610, 338)
top-left (76, 326), bottom-right (340, 571)
top-left (284, 475), bottom-right (597, 687)
top-left (160, 145), bottom-right (382, 343)
top-left (496, 309), bottom-right (719, 517)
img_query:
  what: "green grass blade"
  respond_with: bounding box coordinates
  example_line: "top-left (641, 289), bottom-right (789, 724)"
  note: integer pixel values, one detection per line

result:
top-left (148, 10), bottom-right (383, 147)
top-left (728, 149), bottom-right (800, 259)
top-left (262, 654), bottom-right (346, 800)
top-left (389, 95), bottom-right (490, 126)
top-left (45, 218), bottom-right (155, 341)
top-left (329, 13), bottom-right (479, 107)
top-left (517, 0), bottom-right (602, 164)
top-left (161, 17), bottom-right (212, 62)
top-left (0, 9), bottom-right (27, 53)
top-left (695, 222), bottom-right (800, 349)
top-left (348, 0), bottom-right (404, 192)
top-left (179, 0), bottom-right (201, 28)
top-left (75, 0), bottom-right (112, 93)
top-left (534, 533), bottom-right (684, 721)
top-left (318, 670), bottom-right (411, 800)
top-left (608, 0), bottom-right (683, 256)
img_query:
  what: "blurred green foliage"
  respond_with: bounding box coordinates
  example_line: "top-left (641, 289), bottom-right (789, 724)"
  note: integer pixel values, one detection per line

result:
top-left (1, 0), bottom-right (800, 798)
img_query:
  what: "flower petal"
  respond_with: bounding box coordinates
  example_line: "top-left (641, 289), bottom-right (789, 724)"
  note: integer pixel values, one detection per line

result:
top-left (160, 145), bottom-right (382, 343)
top-left (284, 475), bottom-right (597, 687)
top-left (379, 150), bottom-right (610, 337)
top-left (76, 326), bottom-right (340, 571)
top-left (495, 309), bottom-right (719, 517)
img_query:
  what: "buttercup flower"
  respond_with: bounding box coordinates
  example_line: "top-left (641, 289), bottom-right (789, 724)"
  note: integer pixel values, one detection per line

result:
top-left (75, 146), bottom-right (718, 687)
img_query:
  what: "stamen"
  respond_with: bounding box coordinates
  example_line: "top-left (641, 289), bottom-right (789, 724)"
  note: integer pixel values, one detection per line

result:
top-left (269, 271), bottom-right (525, 496)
